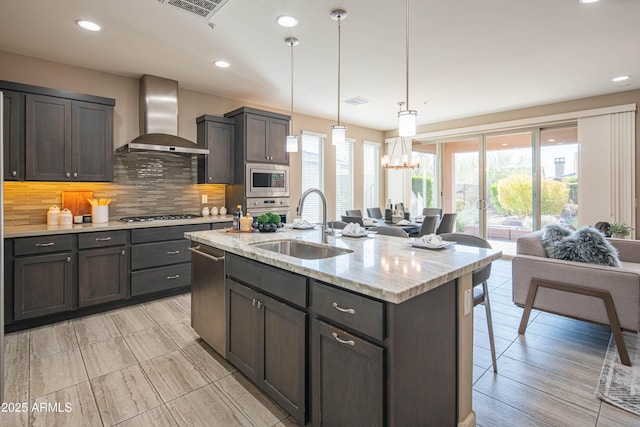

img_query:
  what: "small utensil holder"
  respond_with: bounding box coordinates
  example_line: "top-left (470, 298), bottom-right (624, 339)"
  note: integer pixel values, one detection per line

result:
top-left (92, 206), bottom-right (109, 224)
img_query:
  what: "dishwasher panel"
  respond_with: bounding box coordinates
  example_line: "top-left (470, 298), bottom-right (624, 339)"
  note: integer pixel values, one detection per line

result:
top-left (189, 244), bottom-right (226, 357)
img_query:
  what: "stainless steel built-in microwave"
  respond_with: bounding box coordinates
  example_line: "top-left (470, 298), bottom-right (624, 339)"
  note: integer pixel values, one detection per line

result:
top-left (245, 163), bottom-right (289, 198)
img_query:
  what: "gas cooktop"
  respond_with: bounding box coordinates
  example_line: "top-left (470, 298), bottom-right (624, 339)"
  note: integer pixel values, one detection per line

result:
top-left (119, 213), bottom-right (201, 223)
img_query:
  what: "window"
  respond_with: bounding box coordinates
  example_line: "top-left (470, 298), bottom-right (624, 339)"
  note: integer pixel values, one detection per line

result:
top-left (335, 138), bottom-right (354, 218)
top-left (300, 131), bottom-right (325, 223)
top-left (363, 142), bottom-right (380, 211)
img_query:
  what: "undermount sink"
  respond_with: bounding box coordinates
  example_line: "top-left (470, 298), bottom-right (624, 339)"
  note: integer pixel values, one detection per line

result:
top-left (251, 240), bottom-right (353, 260)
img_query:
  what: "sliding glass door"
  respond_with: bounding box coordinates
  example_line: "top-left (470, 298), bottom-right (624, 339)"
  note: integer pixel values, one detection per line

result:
top-left (415, 124), bottom-right (578, 256)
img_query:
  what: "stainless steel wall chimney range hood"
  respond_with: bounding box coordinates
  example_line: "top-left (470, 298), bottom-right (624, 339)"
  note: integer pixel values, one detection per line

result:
top-left (117, 74), bottom-right (209, 156)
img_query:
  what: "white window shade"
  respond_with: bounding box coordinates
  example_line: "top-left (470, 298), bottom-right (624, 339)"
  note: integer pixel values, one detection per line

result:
top-left (300, 132), bottom-right (324, 224)
top-left (335, 138), bottom-right (354, 218)
top-left (363, 142), bottom-right (380, 211)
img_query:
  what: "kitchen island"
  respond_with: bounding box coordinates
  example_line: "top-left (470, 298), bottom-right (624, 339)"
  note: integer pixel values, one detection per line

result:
top-left (186, 227), bottom-right (502, 426)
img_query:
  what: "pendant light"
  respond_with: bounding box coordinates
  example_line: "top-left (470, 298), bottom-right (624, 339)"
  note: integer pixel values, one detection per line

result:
top-left (397, 0), bottom-right (417, 137)
top-left (330, 8), bottom-right (347, 145)
top-left (382, 102), bottom-right (421, 170)
top-left (285, 37), bottom-right (299, 153)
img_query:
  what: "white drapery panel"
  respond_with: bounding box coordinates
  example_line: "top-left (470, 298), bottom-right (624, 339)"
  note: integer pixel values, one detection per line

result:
top-left (610, 111), bottom-right (636, 235)
top-left (578, 109), bottom-right (636, 237)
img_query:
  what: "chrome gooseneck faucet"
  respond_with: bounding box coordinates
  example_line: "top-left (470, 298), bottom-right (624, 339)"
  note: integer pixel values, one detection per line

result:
top-left (296, 188), bottom-right (329, 243)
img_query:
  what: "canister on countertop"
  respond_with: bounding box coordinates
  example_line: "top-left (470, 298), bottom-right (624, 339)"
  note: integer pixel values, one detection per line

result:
top-left (59, 208), bottom-right (73, 225)
top-left (47, 205), bottom-right (60, 225)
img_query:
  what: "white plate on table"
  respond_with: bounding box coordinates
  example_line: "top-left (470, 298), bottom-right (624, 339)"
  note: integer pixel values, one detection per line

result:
top-left (292, 224), bottom-right (316, 229)
top-left (407, 239), bottom-right (455, 249)
top-left (342, 231), bottom-right (375, 238)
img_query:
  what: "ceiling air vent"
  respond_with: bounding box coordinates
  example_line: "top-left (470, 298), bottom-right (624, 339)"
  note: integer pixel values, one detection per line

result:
top-left (160, 0), bottom-right (229, 20)
top-left (344, 96), bottom-right (370, 106)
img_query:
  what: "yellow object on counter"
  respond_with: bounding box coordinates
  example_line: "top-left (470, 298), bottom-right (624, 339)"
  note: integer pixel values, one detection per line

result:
top-left (240, 213), bottom-right (253, 231)
top-left (88, 198), bottom-right (112, 206)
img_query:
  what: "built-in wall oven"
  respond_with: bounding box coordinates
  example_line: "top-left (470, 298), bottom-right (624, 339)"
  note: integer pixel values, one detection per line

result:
top-left (246, 197), bottom-right (290, 224)
top-left (245, 163), bottom-right (289, 198)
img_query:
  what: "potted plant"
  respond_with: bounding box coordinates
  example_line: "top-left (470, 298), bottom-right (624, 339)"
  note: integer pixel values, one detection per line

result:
top-left (608, 222), bottom-right (633, 239)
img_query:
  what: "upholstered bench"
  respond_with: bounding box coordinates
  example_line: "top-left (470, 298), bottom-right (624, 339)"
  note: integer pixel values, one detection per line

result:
top-left (512, 230), bottom-right (640, 366)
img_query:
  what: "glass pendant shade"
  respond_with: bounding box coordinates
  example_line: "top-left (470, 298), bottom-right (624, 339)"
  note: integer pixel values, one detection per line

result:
top-left (398, 110), bottom-right (417, 137)
top-left (286, 135), bottom-right (299, 152)
top-left (331, 125), bottom-right (346, 145)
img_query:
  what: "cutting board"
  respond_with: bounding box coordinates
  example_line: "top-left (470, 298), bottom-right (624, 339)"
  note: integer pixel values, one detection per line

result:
top-left (62, 190), bottom-right (94, 216)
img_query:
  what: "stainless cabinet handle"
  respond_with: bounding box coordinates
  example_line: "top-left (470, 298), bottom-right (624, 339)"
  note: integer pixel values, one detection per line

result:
top-left (35, 242), bottom-right (55, 247)
top-left (188, 246), bottom-right (225, 262)
top-left (121, 250), bottom-right (125, 256)
top-left (167, 274), bottom-right (180, 280)
top-left (95, 237), bottom-right (112, 241)
top-left (252, 298), bottom-right (257, 306)
top-left (66, 256), bottom-right (71, 263)
top-left (332, 302), bottom-right (355, 314)
top-left (11, 170), bottom-right (17, 176)
top-left (167, 250), bottom-right (180, 255)
top-left (332, 332), bottom-right (355, 346)
top-left (73, 172), bottom-right (78, 178)
top-left (65, 172), bottom-right (71, 178)
top-left (209, 176), bottom-right (212, 181)
top-left (257, 301), bottom-right (263, 308)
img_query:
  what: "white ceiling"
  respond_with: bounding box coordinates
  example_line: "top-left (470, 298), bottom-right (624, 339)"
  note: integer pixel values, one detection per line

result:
top-left (1, 0), bottom-right (638, 132)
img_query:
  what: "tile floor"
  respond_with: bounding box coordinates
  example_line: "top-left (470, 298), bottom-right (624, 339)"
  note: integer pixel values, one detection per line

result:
top-left (2, 259), bottom-right (639, 426)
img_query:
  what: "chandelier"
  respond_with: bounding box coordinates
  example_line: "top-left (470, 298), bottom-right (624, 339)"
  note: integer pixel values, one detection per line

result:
top-left (382, 103), bottom-right (421, 170)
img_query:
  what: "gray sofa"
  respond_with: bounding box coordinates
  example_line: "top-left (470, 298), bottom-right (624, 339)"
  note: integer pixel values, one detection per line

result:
top-left (512, 230), bottom-right (640, 365)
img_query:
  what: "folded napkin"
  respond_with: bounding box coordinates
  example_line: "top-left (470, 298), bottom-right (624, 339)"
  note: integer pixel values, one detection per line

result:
top-left (344, 222), bottom-right (365, 234)
top-left (418, 233), bottom-right (442, 245)
top-left (396, 219), bottom-right (412, 225)
top-left (293, 218), bottom-right (312, 227)
top-left (362, 217), bottom-right (376, 226)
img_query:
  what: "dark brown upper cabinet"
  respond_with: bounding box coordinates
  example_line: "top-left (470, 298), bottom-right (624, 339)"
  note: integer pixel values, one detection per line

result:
top-left (196, 115), bottom-right (235, 184)
top-left (1, 80), bottom-right (115, 182)
top-left (224, 107), bottom-right (290, 166)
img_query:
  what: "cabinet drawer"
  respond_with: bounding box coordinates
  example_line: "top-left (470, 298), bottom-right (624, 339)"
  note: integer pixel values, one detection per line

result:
top-left (78, 230), bottom-right (127, 249)
top-left (211, 221), bottom-right (232, 230)
top-left (14, 234), bottom-right (73, 256)
top-left (226, 253), bottom-right (307, 308)
top-left (310, 280), bottom-right (384, 341)
top-left (131, 239), bottom-right (191, 270)
top-left (131, 263), bottom-right (191, 296)
top-left (131, 224), bottom-right (209, 243)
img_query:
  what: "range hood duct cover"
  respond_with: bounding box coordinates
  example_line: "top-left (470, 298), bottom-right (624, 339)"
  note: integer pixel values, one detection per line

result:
top-left (117, 74), bottom-right (209, 156)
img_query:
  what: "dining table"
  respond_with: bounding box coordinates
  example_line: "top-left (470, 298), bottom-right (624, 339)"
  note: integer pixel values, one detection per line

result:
top-left (366, 218), bottom-right (421, 235)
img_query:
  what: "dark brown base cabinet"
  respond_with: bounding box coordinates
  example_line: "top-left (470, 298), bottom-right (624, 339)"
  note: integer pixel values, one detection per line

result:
top-left (311, 320), bottom-right (384, 427)
top-left (78, 231), bottom-right (128, 307)
top-left (13, 235), bottom-right (75, 321)
top-left (227, 279), bottom-right (306, 423)
top-left (221, 253), bottom-right (458, 426)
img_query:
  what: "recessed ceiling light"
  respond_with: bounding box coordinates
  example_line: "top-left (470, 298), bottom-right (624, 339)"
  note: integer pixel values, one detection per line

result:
top-left (612, 75), bottom-right (630, 82)
top-left (501, 143), bottom-right (508, 147)
top-left (277, 15), bottom-right (299, 27)
top-left (214, 60), bottom-right (230, 68)
top-left (548, 139), bottom-right (556, 142)
top-left (76, 20), bottom-right (101, 32)
top-left (579, 0), bottom-right (600, 4)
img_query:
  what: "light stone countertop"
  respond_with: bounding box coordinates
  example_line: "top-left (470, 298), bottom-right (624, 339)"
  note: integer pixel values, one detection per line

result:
top-left (186, 227), bottom-right (503, 304)
top-left (4, 215), bottom-right (235, 238)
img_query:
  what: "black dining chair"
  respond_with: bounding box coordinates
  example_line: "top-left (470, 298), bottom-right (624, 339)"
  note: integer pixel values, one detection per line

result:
top-left (417, 215), bottom-right (439, 237)
top-left (366, 207), bottom-right (383, 219)
top-left (345, 209), bottom-right (363, 217)
top-left (367, 226), bottom-right (408, 238)
top-left (341, 215), bottom-right (364, 226)
top-left (438, 233), bottom-right (497, 373)
top-left (436, 213), bottom-right (457, 234)
top-left (422, 207), bottom-right (443, 218)
top-left (327, 220), bottom-right (348, 230)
